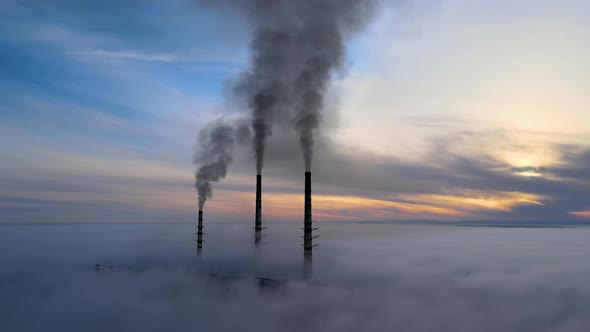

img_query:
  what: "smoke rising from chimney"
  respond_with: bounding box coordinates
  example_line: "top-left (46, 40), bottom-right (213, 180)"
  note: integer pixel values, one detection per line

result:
top-left (292, 19), bottom-right (345, 172)
top-left (194, 119), bottom-right (250, 210)
top-left (208, 0), bottom-right (377, 173)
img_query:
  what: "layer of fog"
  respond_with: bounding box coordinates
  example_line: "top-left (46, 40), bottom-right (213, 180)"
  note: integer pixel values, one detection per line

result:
top-left (1, 223), bottom-right (590, 331)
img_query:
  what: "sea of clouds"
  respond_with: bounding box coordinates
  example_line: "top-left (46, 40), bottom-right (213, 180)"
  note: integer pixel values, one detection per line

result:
top-left (1, 222), bottom-right (590, 332)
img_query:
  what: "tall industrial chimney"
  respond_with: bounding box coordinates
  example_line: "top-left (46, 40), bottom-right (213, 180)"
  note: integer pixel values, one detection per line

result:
top-left (303, 171), bottom-right (313, 254)
top-left (255, 174), bottom-right (262, 244)
top-left (303, 171), bottom-right (314, 278)
top-left (197, 210), bottom-right (204, 255)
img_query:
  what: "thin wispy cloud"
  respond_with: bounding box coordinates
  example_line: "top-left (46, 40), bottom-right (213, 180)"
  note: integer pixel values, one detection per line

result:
top-left (75, 49), bottom-right (186, 63)
top-left (73, 49), bottom-right (244, 65)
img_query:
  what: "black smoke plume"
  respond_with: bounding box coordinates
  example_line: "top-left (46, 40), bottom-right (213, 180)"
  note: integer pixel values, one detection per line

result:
top-left (209, 0), bottom-right (377, 173)
top-left (194, 119), bottom-right (250, 210)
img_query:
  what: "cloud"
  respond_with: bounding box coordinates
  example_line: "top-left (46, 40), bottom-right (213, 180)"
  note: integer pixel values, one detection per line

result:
top-left (338, 0), bottom-right (590, 147)
top-left (396, 191), bottom-right (545, 212)
top-left (3, 114), bottom-right (589, 223)
top-left (2, 223), bottom-right (590, 331)
top-left (74, 49), bottom-right (187, 63)
top-left (215, 126), bottom-right (589, 222)
top-left (72, 49), bottom-right (245, 67)
top-left (570, 211), bottom-right (590, 220)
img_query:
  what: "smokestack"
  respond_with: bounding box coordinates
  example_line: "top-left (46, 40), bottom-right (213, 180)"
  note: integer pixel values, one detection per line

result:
top-left (197, 210), bottom-right (204, 255)
top-left (303, 171), bottom-right (313, 254)
top-left (303, 171), bottom-right (314, 279)
top-left (255, 174), bottom-right (262, 244)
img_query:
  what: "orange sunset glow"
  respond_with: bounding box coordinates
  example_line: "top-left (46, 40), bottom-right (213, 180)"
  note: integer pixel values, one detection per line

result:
top-left (396, 192), bottom-right (544, 212)
top-left (570, 211), bottom-right (590, 220)
top-left (208, 192), bottom-right (463, 221)
top-left (199, 189), bottom-right (547, 222)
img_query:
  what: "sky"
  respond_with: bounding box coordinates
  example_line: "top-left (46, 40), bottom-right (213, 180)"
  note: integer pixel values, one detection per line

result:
top-left (1, 0), bottom-right (589, 223)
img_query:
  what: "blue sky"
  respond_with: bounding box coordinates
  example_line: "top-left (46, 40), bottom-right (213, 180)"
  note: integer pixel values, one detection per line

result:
top-left (0, 0), bottom-right (242, 222)
top-left (1, 0), bottom-right (590, 223)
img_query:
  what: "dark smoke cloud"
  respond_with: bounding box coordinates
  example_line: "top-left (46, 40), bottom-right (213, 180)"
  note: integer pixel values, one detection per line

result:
top-left (205, 0), bottom-right (378, 173)
top-left (194, 119), bottom-right (250, 210)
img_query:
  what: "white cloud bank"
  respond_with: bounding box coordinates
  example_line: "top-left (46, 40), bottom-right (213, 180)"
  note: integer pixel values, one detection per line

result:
top-left (1, 223), bottom-right (590, 331)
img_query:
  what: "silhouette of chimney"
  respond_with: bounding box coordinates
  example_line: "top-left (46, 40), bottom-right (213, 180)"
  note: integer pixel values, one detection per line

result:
top-left (255, 174), bottom-right (262, 244)
top-left (197, 210), bottom-right (204, 255)
top-left (303, 171), bottom-right (313, 254)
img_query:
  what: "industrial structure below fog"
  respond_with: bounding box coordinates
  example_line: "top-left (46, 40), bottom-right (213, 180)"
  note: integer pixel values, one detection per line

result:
top-left (254, 174), bottom-right (263, 245)
top-left (303, 171), bottom-right (317, 276)
top-left (196, 210), bottom-right (203, 256)
top-left (303, 172), bottom-right (317, 255)
top-left (195, 171), bottom-right (318, 277)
